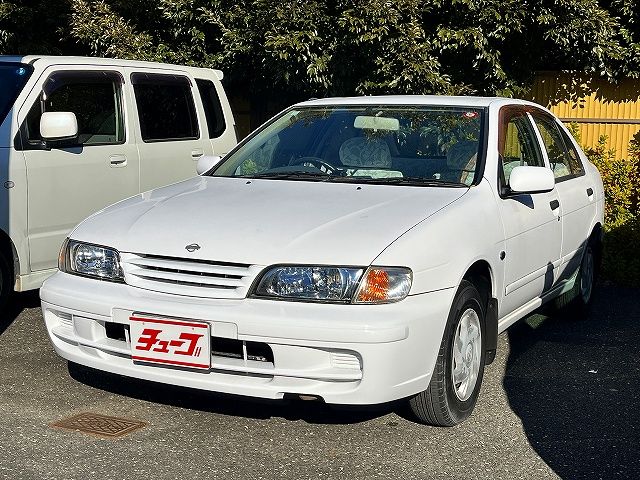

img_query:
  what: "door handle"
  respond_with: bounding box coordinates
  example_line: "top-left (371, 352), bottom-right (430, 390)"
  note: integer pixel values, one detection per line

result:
top-left (109, 154), bottom-right (127, 167)
top-left (550, 199), bottom-right (560, 210)
top-left (586, 187), bottom-right (594, 196)
top-left (191, 149), bottom-right (204, 159)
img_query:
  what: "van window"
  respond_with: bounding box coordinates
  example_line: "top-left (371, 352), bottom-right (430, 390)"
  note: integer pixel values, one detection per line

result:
top-left (0, 63), bottom-right (33, 125)
top-left (131, 73), bottom-right (199, 142)
top-left (195, 78), bottom-right (226, 138)
top-left (24, 70), bottom-right (125, 146)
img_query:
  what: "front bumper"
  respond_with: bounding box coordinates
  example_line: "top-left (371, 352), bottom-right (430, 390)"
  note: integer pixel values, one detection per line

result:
top-left (40, 272), bottom-right (455, 405)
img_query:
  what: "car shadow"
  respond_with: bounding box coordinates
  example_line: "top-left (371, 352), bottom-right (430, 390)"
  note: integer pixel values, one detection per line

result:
top-left (0, 290), bottom-right (40, 336)
top-left (504, 285), bottom-right (640, 478)
top-left (68, 362), bottom-right (400, 425)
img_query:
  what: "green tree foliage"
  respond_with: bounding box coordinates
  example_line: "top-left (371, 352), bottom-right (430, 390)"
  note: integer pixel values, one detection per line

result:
top-left (0, 0), bottom-right (78, 55)
top-left (586, 136), bottom-right (639, 228)
top-left (1, 0), bottom-right (639, 103)
top-left (576, 134), bottom-right (640, 286)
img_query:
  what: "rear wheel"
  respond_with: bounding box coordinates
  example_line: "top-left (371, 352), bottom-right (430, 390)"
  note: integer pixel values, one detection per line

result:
top-left (554, 240), bottom-right (598, 317)
top-left (408, 280), bottom-right (486, 426)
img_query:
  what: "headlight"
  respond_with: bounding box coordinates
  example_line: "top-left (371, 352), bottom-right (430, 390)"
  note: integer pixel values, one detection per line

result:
top-left (59, 239), bottom-right (124, 282)
top-left (252, 266), bottom-right (364, 302)
top-left (251, 265), bottom-right (412, 304)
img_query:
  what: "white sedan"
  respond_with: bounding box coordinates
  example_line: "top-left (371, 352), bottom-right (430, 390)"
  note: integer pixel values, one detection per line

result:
top-left (41, 96), bottom-right (604, 426)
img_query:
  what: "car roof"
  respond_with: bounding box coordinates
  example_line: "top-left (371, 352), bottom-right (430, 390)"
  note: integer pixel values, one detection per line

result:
top-left (0, 55), bottom-right (224, 80)
top-left (295, 95), bottom-right (542, 109)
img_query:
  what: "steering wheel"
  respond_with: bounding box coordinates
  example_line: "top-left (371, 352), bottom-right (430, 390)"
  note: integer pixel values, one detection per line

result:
top-left (289, 157), bottom-right (337, 174)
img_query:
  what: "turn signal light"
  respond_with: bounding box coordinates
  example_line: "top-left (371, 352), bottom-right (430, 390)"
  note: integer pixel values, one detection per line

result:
top-left (354, 267), bottom-right (412, 304)
top-left (356, 269), bottom-right (390, 303)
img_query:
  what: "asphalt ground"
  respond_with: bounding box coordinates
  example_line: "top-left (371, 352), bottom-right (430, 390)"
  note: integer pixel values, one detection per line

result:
top-left (0, 284), bottom-right (638, 480)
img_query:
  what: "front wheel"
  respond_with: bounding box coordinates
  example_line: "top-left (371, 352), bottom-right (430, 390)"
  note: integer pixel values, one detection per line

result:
top-left (408, 280), bottom-right (486, 426)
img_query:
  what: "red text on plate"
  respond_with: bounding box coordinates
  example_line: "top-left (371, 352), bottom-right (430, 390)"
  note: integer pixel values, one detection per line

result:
top-left (135, 328), bottom-right (204, 358)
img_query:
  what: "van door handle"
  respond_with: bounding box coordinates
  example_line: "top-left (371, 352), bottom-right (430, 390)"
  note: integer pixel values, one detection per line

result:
top-left (587, 187), bottom-right (594, 196)
top-left (191, 149), bottom-right (204, 159)
top-left (550, 199), bottom-right (560, 210)
top-left (109, 154), bottom-right (127, 167)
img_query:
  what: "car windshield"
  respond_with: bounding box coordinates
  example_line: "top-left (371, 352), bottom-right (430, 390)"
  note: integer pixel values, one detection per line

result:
top-left (0, 63), bottom-right (33, 125)
top-left (212, 105), bottom-right (485, 186)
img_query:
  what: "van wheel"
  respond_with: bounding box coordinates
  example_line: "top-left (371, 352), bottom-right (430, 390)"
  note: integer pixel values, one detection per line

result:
top-left (0, 251), bottom-right (11, 309)
top-left (408, 280), bottom-right (485, 426)
top-left (554, 241), bottom-right (598, 318)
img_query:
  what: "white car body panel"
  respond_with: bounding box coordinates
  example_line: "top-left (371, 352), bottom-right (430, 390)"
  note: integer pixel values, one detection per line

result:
top-left (40, 95), bottom-right (605, 406)
top-left (123, 64), bottom-right (215, 192)
top-left (70, 176), bottom-right (467, 269)
top-left (18, 64), bottom-right (142, 273)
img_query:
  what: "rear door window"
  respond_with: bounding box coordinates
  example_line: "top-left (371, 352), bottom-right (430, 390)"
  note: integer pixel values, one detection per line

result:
top-left (24, 70), bottom-right (124, 146)
top-left (532, 114), bottom-right (585, 180)
top-left (195, 78), bottom-right (226, 138)
top-left (131, 73), bottom-right (199, 142)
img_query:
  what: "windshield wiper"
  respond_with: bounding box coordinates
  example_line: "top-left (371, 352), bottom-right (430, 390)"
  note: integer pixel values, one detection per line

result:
top-left (380, 177), bottom-right (468, 187)
top-left (240, 171), bottom-right (331, 181)
top-left (239, 171), bottom-right (468, 187)
top-left (328, 176), bottom-right (468, 187)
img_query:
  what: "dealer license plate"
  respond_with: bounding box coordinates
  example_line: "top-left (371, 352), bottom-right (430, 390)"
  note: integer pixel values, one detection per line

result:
top-left (129, 316), bottom-right (211, 370)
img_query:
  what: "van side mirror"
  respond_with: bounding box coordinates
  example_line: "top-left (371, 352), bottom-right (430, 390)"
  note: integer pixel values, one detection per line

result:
top-left (40, 112), bottom-right (78, 142)
top-left (196, 155), bottom-right (223, 176)
top-left (509, 166), bottom-right (555, 194)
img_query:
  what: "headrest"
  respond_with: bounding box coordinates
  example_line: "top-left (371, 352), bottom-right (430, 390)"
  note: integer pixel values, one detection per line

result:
top-left (339, 137), bottom-right (392, 168)
top-left (446, 140), bottom-right (478, 170)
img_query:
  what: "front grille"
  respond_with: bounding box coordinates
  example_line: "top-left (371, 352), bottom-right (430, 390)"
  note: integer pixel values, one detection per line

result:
top-left (120, 253), bottom-right (263, 299)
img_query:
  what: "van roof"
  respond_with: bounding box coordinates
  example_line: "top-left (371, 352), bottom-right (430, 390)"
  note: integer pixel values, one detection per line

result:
top-left (0, 55), bottom-right (224, 80)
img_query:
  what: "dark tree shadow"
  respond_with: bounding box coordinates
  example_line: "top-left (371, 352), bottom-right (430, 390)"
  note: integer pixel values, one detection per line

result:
top-left (68, 362), bottom-right (401, 425)
top-left (504, 285), bottom-right (640, 479)
top-left (0, 290), bottom-right (40, 336)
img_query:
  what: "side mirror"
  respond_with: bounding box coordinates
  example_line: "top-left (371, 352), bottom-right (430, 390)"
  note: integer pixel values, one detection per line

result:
top-left (509, 166), bottom-right (555, 194)
top-left (40, 112), bottom-right (78, 142)
top-left (196, 155), bottom-right (223, 176)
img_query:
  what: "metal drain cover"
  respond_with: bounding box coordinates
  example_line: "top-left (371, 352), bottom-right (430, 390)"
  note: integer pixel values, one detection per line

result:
top-left (51, 412), bottom-right (146, 439)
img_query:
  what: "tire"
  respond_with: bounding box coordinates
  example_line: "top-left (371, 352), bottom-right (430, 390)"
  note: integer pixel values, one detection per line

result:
top-left (553, 240), bottom-right (598, 318)
top-left (408, 280), bottom-right (486, 427)
top-left (0, 251), bottom-right (11, 310)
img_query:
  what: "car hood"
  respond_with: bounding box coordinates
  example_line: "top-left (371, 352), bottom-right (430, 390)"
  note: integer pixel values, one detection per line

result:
top-left (72, 177), bottom-right (467, 266)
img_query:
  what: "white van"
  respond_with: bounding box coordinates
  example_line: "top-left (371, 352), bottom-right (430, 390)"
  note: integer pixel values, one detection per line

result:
top-left (0, 56), bottom-right (237, 304)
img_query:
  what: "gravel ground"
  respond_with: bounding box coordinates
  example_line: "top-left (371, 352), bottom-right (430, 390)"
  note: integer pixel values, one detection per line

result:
top-left (0, 285), bottom-right (637, 480)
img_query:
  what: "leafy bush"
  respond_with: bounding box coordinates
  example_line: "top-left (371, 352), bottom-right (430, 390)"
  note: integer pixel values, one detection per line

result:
top-left (583, 134), bottom-right (640, 286)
